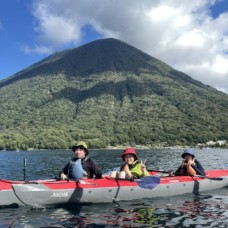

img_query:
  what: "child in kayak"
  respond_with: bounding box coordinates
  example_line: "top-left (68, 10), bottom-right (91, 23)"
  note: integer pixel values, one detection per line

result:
top-left (60, 141), bottom-right (102, 180)
top-left (109, 147), bottom-right (149, 179)
top-left (174, 148), bottom-right (205, 176)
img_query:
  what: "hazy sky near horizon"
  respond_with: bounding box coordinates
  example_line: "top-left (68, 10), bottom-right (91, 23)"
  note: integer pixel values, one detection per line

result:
top-left (1, 0), bottom-right (228, 94)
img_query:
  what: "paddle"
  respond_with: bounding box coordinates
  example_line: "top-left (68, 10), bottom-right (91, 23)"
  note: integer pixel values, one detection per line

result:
top-left (135, 176), bottom-right (160, 189)
top-left (149, 169), bottom-right (172, 174)
top-left (112, 176), bottom-right (160, 189)
top-left (193, 175), bottom-right (223, 181)
top-left (23, 158), bottom-right (27, 181)
top-left (149, 170), bottom-right (224, 181)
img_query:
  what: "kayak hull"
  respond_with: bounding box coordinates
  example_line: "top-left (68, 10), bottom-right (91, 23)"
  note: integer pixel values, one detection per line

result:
top-left (1, 170), bottom-right (228, 207)
top-left (0, 179), bottom-right (24, 207)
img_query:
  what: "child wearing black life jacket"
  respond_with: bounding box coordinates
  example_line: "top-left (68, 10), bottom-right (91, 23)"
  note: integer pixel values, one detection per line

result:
top-left (174, 148), bottom-right (205, 176)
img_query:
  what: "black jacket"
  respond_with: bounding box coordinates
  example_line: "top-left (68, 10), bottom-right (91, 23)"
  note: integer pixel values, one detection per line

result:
top-left (61, 156), bottom-right (102, 179)
top-left (175, 159), bottom-right (206, 176)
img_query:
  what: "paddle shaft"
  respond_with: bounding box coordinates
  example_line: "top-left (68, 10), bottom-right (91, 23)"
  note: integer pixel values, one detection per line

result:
top-left (194, 175), bottom-right (223, 181)
top-left (150, 171), bottom-right (224, 180)
top-left (149, 169), bottom-right (171, 174)
top-left (23, 158), bottom-right (27, 181)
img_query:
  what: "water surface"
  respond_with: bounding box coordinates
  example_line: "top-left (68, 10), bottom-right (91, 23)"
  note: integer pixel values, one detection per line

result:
top-left (0, 148), bottom-right (227, 227)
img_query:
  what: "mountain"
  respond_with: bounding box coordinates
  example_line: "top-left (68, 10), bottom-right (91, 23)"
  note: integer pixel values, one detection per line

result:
top-left (0, 38), bottom-right (228, 150)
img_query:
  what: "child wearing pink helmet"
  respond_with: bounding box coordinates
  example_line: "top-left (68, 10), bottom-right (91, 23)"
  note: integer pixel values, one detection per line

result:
top-left (109, 147), bottom-right (149, 179)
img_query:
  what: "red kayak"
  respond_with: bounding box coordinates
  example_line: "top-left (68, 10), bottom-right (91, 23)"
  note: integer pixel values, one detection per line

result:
top-left (0, 179), bottom-right (24, 206)
top-left (0, 170), bottom-right (227, 207)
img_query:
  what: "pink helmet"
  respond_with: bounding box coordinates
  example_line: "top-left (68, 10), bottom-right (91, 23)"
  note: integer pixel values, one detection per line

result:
top-left (121, 147), bottom-right (138, 161)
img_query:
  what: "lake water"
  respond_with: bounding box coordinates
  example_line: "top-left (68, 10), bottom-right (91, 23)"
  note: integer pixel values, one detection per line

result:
top-left (0, 148), bottom-right (227, 227)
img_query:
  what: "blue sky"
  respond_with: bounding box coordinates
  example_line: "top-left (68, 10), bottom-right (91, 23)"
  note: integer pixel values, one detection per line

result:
top-left (1, 0), bottom-right (228, 93)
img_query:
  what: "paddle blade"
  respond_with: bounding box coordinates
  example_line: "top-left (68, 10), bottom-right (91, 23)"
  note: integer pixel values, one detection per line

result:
top-left (136, 176), bottom-right (160, 189)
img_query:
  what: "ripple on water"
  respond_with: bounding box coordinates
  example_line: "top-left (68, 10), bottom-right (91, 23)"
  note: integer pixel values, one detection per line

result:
top-left (0, 149), bottom-right (227, 227)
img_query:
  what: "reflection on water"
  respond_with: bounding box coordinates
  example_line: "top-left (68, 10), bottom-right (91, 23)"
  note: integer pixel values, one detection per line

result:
top-left (0, 191), bottom-right (228, 227)
top-left (0, 189), bottom-right (227, 227)
top-left (0, 149), bottom-right (227, 227)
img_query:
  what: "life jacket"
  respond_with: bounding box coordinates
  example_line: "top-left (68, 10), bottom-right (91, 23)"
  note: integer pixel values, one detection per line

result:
top-left (68, 157), bottom-right (88, 179)
top-left (121, 160), bottom-right (149, 179)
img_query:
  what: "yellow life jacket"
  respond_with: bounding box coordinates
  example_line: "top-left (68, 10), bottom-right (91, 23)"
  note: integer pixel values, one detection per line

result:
top-left (129, 160), bottom-right (150, 178)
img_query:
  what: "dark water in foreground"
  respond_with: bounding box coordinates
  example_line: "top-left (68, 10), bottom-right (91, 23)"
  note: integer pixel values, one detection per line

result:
top-left (0, 148), bottom-right (227, 227)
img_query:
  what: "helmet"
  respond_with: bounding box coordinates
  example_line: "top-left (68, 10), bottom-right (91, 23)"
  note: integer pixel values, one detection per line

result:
top-left (121, 147), bottom-right (138, 161)
top-left (182, 148), bottom-right (195, 158)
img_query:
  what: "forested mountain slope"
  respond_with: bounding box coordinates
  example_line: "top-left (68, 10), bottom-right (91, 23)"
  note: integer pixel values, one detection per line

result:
top-left (0, 38), bottom-right (227, 150)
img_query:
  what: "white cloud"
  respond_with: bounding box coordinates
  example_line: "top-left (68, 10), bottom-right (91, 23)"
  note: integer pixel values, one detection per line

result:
top-left (21, 44), bottom-right (53, 54)
top-left (212, 55), bottom-right (228, 74)
top-left (27, 0), bottom-right (228, 93)
top-left (175, 30), bottom-right (207, 47)
top-left (31, 1), bottom-right (82, 49)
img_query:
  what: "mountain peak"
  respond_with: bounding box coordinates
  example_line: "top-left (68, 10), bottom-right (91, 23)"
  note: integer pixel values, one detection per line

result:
top-left (39, 38), bottom-right (164, 76)
top-left (7, 38), bottom-right (168, 82)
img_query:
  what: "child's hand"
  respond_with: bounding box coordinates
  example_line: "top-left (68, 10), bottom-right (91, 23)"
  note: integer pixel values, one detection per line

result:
top-left (141, 159), bottom-right (147, 173)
